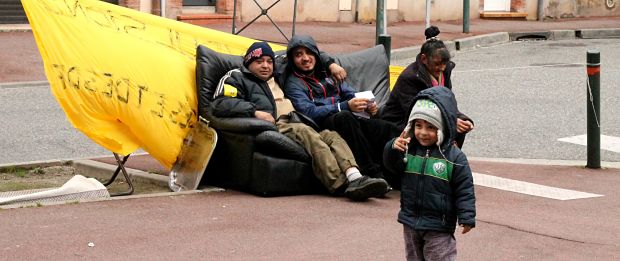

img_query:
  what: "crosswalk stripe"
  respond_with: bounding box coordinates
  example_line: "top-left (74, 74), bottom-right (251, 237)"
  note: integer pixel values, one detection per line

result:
top-left (473, 173), bottom-right (603, 200)
top-left (558, 134), bottom-right (620, 153)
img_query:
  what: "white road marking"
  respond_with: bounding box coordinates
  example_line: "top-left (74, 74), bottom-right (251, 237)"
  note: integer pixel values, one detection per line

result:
top-left (473, 173), bottom-right (603, 200)
top-left (558, 134), bottom-right (620, 153)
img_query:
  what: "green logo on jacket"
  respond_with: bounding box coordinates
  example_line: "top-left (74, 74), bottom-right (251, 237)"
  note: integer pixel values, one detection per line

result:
top-left (404, 154), bottom-right (453, 181)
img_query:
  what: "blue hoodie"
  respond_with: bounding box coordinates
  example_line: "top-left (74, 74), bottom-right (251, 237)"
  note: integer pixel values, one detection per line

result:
top-left (283, 35), bottom-right (357, 126)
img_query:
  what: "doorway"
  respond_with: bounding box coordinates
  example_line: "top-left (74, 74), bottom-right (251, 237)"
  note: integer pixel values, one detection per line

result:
top-left (183, 0), bottom-right (215, 6)
top-left (484, 0), bottom-right (510, 11)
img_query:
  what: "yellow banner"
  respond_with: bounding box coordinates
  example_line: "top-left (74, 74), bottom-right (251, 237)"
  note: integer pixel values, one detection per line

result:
top-left (389, 65), bottom-right (404, 90)
top-left (22, 0), bottom-right (403, 170)
top-left (21, 0), bottom-right (285, 169)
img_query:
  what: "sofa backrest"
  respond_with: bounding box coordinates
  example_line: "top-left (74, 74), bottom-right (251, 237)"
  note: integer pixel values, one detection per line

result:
top-left (196, 45), bottom-right (244, 118)
top-left (333, 45), bottom-right (390, 107)
top-left (196, 44), bottom-right (390, 118)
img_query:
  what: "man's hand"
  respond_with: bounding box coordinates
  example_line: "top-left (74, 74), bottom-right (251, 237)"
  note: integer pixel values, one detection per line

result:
top-left (328, 63), bottom-right (347, 84)
top-left (254, 110), bottom-right (275, 124)
top-left (456, 118), bottom-right (474, 134)
top-left (347, 98), bottom-right (369, 112)
top-left (366, 101), bottom-right (378, 116)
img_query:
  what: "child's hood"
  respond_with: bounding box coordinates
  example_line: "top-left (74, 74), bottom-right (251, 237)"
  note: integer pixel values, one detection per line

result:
top-left (407, 86), bottom-right (458, 150)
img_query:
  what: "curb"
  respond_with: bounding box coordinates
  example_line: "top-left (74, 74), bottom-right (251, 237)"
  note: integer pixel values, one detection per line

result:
top-left (390, 27), bottom-right (620, 62)
top-left (390, 41), bottom-right (456, 62)
top-left (0, 158), bottom-right (226, 208)
top-left (578, 28), bottom-right (620, 39)
top-left (455, 32), bottom-right (510, 51)
top-left (72, 159), bottom-right (169, 187)
top-left (0, 25), bottom-right (32, 33)
top-left (71, 159), bottom-right (226, 193)
top-left (550, 30), bottom-right (577, 40)
top-left (0, 80), bottom-right (48, 89)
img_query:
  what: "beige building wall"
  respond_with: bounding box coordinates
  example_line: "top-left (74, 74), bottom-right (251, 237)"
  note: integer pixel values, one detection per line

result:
top-left (388, 0), bottom-right (480, 22)
top-left (525, 0), bottom-right (537, 20)
top-left (236, 0), bottom-right (479, 23)
top-left (240, 0), bottom-right (342, 22)
top-left (544, 0), bottom-right (620, 19)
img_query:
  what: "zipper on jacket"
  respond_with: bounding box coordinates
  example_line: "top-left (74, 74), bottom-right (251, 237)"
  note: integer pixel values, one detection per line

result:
top-left (414, 149), bottom-right (431, 228)
top-left (441, 193), bottom-right (447, 226)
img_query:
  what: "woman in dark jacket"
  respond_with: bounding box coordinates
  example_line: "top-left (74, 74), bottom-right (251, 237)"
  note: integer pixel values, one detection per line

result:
top-left (380, 26), bottom-right (474, 148)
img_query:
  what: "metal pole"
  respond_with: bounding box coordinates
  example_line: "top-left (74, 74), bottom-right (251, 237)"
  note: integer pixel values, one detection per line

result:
top-left (378, 34), bottom-right (391, 64)
top-left (425, 0), bottom-right (431, 28)
top-left (463, 0), bottom-right (469, 33)
top-left (586, 50), bottom-right (600, 169)
top-left (375, 0), bottom-right (390, 62)
top-left (375, 0), bottom-right (385, 45)
top-left (537, 0), bottom-right (544, 21)
top-left (160, 0), bottom-right (166, 17)
top-left (232, 0), bottom-right (237, 34)
top-left (292, 0), bottom-right (298, 37)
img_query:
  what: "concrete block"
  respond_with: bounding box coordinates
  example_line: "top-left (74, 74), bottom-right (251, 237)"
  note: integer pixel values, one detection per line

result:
top-left (578, 28), bottom-right (620, 39)
top-left (550, 30), bottom-right (576, 40)
top-left (455, 32), bottom-right (509, 51)
top-left (444, 41), bottom-right (457, 57)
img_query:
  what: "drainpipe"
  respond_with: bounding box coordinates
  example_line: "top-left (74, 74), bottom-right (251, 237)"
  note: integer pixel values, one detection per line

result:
top-left (463, 0), bottom-right (469, 33)
top-left (537, 0), bottom-right (544, 21)
top-left (161, 0), bottom-right (166, 18)
top-left (355, 0), bottom-right (359, 22)
top-left (425, 0), bottom-right (431, 28)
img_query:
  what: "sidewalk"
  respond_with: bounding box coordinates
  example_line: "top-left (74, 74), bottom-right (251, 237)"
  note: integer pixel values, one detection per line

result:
top-left (2, 17), bottom-right (620, 259)
top-left (2, 159), bottom-right (620, 260)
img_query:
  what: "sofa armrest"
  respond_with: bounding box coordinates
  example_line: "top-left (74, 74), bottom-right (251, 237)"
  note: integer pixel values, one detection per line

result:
top-left (255, 131), bottom-right (310, 162)
top-left (207, 114), bottom-right (278, 133)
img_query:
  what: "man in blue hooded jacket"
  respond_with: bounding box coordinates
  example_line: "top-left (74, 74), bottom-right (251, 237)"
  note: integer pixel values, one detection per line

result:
top-left (283, 35), bottom-right (400, 189)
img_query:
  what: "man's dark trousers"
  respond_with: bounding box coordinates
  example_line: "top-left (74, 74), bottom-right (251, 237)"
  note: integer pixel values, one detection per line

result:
top-left (323, 111), bottom-right (400, 188)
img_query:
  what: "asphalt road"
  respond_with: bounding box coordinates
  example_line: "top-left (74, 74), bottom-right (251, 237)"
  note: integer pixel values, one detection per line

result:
top-left (2, 38), bottom-right (620, 165)
top-left (0, 84), bottom-right (111, 164)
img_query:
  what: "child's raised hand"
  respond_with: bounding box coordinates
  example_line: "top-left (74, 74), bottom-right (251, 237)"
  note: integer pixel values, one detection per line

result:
top-left (460, 224), bottom-right (473, 234)
top-left (392, 137), bottom-right (410, 152)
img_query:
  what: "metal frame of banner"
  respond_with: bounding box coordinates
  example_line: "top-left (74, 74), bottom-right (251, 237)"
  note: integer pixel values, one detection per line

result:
top-left (102, 153), bottom-right (135, 196)
top-left (231, 0), bottom-right (298, 42)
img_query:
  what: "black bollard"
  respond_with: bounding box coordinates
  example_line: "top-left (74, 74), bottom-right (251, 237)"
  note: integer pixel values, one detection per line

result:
top-left (586, 50), bottom-right (600, 169)
top-left (378, 34), bottom-right (391, 64)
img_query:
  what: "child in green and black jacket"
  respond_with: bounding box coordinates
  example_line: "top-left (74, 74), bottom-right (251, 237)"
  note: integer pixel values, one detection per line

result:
top-left (383, 86), bottom-right (476, 260)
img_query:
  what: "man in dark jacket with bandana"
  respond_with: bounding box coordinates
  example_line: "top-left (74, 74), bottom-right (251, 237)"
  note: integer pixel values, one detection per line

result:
top-left (283, 35), bottom-right (400, 189)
